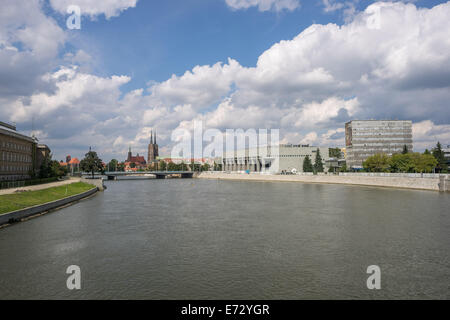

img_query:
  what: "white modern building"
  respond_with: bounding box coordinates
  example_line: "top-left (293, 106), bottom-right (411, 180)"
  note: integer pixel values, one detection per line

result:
top-left (345, 120), bottom-right (413, 169)
top-left (444, 145), bottom-right (450, 171)
top-left (221, 144), bottom-right (330, 174)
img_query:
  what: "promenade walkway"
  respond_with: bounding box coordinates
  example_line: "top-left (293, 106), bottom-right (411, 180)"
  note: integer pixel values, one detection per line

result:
top-left (198, 172), bottom-right (443, 191)
top-left (0, 178), bottom-right (81, 196)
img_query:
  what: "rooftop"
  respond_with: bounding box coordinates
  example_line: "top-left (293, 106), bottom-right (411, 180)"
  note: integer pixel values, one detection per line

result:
top-left (0, 123), bottom-right (35, 143)
top-left (0, 121), bottom-right (16, 131)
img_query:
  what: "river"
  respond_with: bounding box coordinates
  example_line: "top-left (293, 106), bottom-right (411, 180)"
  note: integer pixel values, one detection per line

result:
top-left (0, 179), bottom-right (449, 299)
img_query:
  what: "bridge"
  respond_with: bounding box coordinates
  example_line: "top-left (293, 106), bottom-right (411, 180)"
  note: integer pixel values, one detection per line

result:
top-left (81, 171), bottom-right (195, 180)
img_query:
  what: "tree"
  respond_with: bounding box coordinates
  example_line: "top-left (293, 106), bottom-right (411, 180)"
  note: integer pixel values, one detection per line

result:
top-left (389, 153), bottom-right (415, 173)
top-left (107, 159), bottom-right (118, 172)
top-left (432, 142), bottom-right (447, 173)
top-left (314, 149), bottom-right (324, 173)
top-left (363, 153), bottom-right (390, 172)
top-left (180, 161), bottom-right (188, 171)
top-left (329, 148), bottom-right (342, 159)
top-left (39, 154), bottom-right (53, 179)
top-left (80, 148), bottom-right (103, 179)
top-left (159, 161), bottom-right (167, 171)
top-left (402, 144), bottom-right (409, 154)
top-left (201, 163), bottom-right (210, 171)
top-left (167, 161), bottom-right (177, 171)
top-left (303, 155), bottom-right (313, 172)
top-left (213, 162), bottom-right (222, 171)
top-left (51, 160), bottom-right (68, 178)
top-left (415, 153), bottom-right (438, 173)
top-left (424, 149), bottom-right (431, 155)
top-left (117, 162), bottom-right (125, 172)
top-left (339, 163), bottom-right (348, 173)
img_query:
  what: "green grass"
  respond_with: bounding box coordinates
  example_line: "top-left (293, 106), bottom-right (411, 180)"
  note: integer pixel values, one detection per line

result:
top-left (0, 182), bottom-right (96, 215)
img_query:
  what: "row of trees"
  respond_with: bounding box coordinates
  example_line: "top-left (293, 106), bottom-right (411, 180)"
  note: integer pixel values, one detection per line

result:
top-left (149, 160), bottom-right (213, 172)
top-left (39, 148), bottom-right (222, 179)
top-left (362, 142), bottom-right (447, 173)
top-left (38, 154), bottom-right (68, 179)
top-left (105, 158), bottom-right (220, 173)
top-left (303, 149), bottom-right (324, 173)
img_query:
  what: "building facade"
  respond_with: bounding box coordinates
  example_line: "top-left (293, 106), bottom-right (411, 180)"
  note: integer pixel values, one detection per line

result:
top-left (345, 120), bottom-right (413, 169)
top-left (0, 121), bottom-right (36, 181)
top-left (36, 144), bottom-right (51, 170)
top-left (147, 130), bottom-right (159, 164)
top-left (125, 147), bottom-right (147, 170)
top-left (444, 145), bottom-right (450, 171)
top-left (221, 144), bottom-right (330, 174)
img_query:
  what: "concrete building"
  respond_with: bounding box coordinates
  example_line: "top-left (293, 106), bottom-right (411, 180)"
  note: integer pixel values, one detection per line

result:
top-left (444, 145), bottom-right (450, 171)
top-left (0, 121), bottom-right (35, 181)
top-left (221, 144), bottom-right (330, 174)
top-left (36, 144), bottom-right (51, 170)
top-left (345, 120), bottom-right (413, 169)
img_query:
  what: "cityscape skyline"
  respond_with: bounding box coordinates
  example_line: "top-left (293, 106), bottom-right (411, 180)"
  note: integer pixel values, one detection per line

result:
top-left (0, 0), bottom-right (449, 162)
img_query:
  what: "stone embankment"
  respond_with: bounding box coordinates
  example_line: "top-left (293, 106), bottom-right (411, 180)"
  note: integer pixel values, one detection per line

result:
top-left (198, 172), bottom-right (450, 192)
top-left (0, 178), bottom-right (105, 227)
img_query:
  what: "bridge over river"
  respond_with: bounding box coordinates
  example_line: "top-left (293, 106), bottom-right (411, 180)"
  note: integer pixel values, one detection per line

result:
top-left (82, 171), bottom-right (194, 180)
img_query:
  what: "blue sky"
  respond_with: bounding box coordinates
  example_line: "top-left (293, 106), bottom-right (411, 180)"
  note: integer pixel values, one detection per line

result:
top-left (56, 0), bottom-right (446, 92)
top-left (1, 0), bottom-right (450, 161)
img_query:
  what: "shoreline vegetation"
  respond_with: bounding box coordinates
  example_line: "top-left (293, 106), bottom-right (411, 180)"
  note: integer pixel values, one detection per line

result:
top-left (0, 182), bottom-right (96, 215)
top-left (198, 172), bottom-right (447, 192)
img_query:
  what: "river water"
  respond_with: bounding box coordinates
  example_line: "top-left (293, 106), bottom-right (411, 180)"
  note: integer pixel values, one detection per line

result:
top-left (0, 179), bottom-right (449, 299)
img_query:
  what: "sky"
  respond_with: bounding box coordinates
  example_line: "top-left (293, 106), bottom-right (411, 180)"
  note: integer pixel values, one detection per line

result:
top-left (1, 0), bottom-right (449, 162)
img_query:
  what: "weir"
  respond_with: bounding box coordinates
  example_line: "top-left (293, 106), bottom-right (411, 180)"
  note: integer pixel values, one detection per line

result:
top-left (439, 176), bottom-right (450, 192)
top-left (94, 171), bottom-right (194, 181)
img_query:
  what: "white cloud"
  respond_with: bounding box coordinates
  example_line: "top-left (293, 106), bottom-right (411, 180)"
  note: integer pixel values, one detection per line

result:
top-left (0, 0), bottom-right (66, 97)
top-left (322, 0), bottom-right (345, 12)
top-left (225, 0), bottom-right (300, 12)
top-left (148, 59), bottom-right (242, 110)
top-left (2, 1), bottom-right (450, 161)
top-left (8, 66), bottom-right (130, 123)
top-left (49, 0), bottom-right (138, 19)
top-left (292, 97), bottom-right (360, 129)
top-left (413, 121), bottom-right (450, 151)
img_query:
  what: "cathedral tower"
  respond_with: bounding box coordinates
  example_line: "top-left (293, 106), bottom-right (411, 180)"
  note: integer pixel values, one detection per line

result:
top-left (148, 130), bottom-right (159, 163)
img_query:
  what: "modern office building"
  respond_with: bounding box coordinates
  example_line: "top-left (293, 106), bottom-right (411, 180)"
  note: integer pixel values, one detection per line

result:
top-left (345, 120), bottom-right (413, 169)
top-left (222, 144), bottom-right (330, 174)
top-left (444, 145), bottom-right (450, 171)
top-left (0, 121), bottom-right (36, 181)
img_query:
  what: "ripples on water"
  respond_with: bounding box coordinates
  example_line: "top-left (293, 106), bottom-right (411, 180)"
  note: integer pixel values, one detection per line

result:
top-left (0, 179), bottom-right (449, 299)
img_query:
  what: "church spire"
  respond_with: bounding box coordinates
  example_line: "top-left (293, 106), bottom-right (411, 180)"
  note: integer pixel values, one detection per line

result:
top-left (150, 130), bottom-right (153, 144)
top-left (154, 130), bottom-right (156, 144)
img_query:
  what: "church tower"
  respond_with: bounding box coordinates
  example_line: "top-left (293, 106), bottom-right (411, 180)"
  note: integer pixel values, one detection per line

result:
top-left (127, 146), bottom-right (132, 162)
top-left (148, 130), bottom-right (159, 163)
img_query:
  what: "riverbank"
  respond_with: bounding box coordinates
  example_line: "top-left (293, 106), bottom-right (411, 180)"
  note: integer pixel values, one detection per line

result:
top-left (198, 172), bottom-right (446, 192)
top-left (0, 182), bottom-right (98, 226)
top-left (0, 177), bottom-right (81, 195)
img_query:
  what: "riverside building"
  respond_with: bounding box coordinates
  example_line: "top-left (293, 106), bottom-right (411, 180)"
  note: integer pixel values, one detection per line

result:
top-left (444, 145), bottom-right (450, 171)
top-left (221, 144), bottom-right (330, 174)
top-left (0, 121), bottom-right (36, 181)
top-left (345, 120), bottom-right (413, 169)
